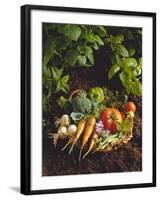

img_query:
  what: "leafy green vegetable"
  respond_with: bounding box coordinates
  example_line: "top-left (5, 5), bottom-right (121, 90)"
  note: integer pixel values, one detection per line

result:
top-left (70, 112), bottom-right (85, 122)
top-left (71, 91), bottom-right (92, 114)
top-left (88, 87), bottom-right (105, 103)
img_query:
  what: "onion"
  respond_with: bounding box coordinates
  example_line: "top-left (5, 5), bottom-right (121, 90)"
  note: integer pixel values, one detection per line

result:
top-left (68, 124), bottom-right (77, 135)
top-left (60, 114), bottom-right (70, 127)
top-left (58, 126), bottom-right (67, 135)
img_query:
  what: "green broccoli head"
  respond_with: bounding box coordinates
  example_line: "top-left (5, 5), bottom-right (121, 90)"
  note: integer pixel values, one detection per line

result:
top-left (71, 91), bottom-right (92, 114)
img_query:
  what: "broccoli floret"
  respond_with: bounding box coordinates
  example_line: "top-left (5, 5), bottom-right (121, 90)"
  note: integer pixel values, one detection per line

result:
top-left (71, 91), bottom-right (92, 114)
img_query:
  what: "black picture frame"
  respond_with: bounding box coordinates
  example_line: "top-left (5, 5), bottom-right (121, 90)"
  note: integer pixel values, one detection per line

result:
top-left (21, 4), bottom-right (156, 195)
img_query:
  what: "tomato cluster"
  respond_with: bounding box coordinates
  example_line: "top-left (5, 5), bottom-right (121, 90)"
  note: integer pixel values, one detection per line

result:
top-left (100, 101), bottom-right (136, 134)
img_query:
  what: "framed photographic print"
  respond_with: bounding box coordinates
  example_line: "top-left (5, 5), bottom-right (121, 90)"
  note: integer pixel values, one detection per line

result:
top-left (21, 4), bottom-right (156, 195)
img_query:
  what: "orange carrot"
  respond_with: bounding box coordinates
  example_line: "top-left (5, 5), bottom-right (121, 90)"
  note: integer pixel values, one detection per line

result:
top-left (82, 132), bottom-right (98, 159)
top-left (79, 116), bottom-right (96, 161)
top-left (68, 119), bottom-right (86, 154)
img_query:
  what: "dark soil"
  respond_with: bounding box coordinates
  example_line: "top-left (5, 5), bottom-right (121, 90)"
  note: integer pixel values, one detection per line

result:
top-left (42, 65), bottom-right (142, 176)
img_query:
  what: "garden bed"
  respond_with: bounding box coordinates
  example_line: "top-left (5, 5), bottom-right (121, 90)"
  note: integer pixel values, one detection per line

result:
top-left (42, 68), bottom-right (142, 176)
top-left (42, 23), bottom-right (142, 176)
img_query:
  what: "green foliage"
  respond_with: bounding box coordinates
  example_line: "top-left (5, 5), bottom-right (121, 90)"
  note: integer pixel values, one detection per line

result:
top-left (117, 116), bottom-right (132, 133)
top-left (116, 44), bottom-right (129, 57)
top-left (107, 31), bottom-right (142, 96)
top-left (43, 39), bottom-right (56, 66)
top-left (55, 75), bottom-right (70, 93)
top-left (103, 87), bottom-right (126, 108)
top-left (108, 64), bottom-right (120, 80)
top-left (64, 49), bottom-right (79, 66)
top-left (57, 96), bottom-right (68, 109)
top-left (43, 24), bottom-right (106, 68)
top-left (50, 66), bottom-right (70, 94)
top-left (42, 65), bottom-right (69, 112)
top-left (90, 102), bottom-right (104, 119)
top-left (42, 23), bottom-right (142, 114)
top-left (62, 25), bottom-right (82, 41)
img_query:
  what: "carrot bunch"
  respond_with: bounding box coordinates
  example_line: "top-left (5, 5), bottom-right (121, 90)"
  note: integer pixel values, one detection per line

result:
top-left (61, 116), bottom-right (97, 160)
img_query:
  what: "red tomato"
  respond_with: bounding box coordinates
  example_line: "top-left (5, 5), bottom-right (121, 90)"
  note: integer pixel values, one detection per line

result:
top-left (101, 108), bottom-right (122, 133)
top-left (120, 112), bottom-right (125, 120)
top-left (125, 102), bottom-right (136, 113)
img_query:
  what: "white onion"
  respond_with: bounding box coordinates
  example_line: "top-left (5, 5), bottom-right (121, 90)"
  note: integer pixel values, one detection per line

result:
top-left (67, 124), bottom-right (77, 135)
top-left (60, 114), bottom-right (70, 127)
top-left (58, 126), bottom-right (67, 135)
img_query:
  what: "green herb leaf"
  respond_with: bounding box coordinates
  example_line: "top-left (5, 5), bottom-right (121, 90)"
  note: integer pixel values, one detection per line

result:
top-left (56, 75), bottom-right (70, 93)
top-left (63, 25), bottom-right (81, 41)
top-left (111, 52), bottom-right (121, 65)
top-left (65, 49), bottom-right (79, 66)
top-left (77, 55), bottom-right (87, 65)
top-left (123, 58), bottom-right (138, 69)
top-left (83, 46), bottom-right (94, 64)
top-left (92, 42), bottom-right (99, 50)
top-left (86, 32), bottom-right (104, 45)
top-left (138, 57), bottom-right (142, 66)
top-left (129, 48), bottom-right (136, 56)
top-left (120, 71), bottom-right (142, 96)
top-left (43, 65), bottom-right (52, 80)
top-left (108, 64), bottom-right (120, 80)
top-left (57, 96), bottom-right (68, 108)
top-left (113, 34), bottom-right (124, 44)
top-left (96, 26), bottom-right (107, 37)
top-left (117, 44), bottom-right (129, 57)
top-left (43, 39), bottom-right (56, 66)
top-left (51, 66), bottom-right (63, 82)
top-left (129, 80), bottom-right (142, 96)
top-left (94, 35), bottom-right (104, 45)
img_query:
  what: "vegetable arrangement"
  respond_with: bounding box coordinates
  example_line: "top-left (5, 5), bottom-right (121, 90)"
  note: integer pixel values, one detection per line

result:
top-left (43, 23), bottom-right (141, 161)
top-left (49, 88), bottom-right (136, 160)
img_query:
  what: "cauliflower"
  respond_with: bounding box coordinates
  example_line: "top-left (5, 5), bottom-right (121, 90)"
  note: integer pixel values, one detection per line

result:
top-left (71, 91), bottom-right (92, 114)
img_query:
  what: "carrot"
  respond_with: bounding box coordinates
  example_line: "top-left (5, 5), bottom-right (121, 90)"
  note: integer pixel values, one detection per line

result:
top-left (82, 132), bottom-right (98, 159)
top-left (79, 116), bottom-right (96, 161)
top-left (68, 119), bottom-right (86, 154)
